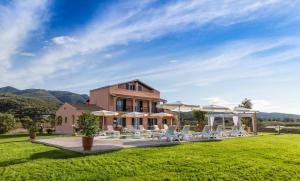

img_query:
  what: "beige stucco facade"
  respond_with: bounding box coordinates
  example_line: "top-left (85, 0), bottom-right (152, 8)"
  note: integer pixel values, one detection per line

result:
top-left (55, 103), bottom-right (83, 134)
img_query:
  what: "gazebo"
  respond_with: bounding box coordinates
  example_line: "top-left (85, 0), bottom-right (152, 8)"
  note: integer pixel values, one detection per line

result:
top-left (195, 105), bottom-right (258, 135)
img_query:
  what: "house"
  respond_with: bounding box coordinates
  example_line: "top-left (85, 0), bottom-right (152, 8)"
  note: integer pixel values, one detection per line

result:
top-left (55, 80), bottom-right (176, 133)
top-left (55, 103), bottom-right (102, 134)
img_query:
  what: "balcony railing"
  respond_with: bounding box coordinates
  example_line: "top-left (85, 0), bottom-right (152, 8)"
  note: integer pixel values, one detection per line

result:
top-left (116, 106), bottom-right (133, 112)
top-left (135, 106), bottom-right (149, 113)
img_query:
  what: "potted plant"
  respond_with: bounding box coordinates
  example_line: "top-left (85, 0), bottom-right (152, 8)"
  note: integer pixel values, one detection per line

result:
top-left (78, 112), bottom-right (98, 151)
top-left (27, 120), bottom-right (40, 139)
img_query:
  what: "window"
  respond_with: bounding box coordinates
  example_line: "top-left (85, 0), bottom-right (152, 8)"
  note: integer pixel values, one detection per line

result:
top-left (126, 83), bottom-right (136, 90)
top-left (114, 118), bottom-right (126, 127)
top-left (64, 117), bottom-right (67, 123)
top-left (116, 98), bottom-right (126, 111)
top-left (147, 118), bottom-right (157, 129)
top-left (162, 119), bottom-right (167, 124)
top-left (131, 118), bottom-right (143, 125)
top-left (138, 85), bottom-right (143, 91)
top-left (135, 100), bottom-right (143, 112)
top-left (57, 116), bottom-right (63, 125)
top-left (151, 102), bottom-right (158, 113)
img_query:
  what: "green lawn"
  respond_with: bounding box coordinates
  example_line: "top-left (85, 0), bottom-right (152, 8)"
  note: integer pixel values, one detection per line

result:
top-left (1, 134), bottom-right (300, 180)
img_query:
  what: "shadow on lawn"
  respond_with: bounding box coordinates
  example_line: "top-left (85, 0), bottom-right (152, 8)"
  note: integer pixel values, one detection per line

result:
top-left (0, 133), bottom-right (64, 139)
top-left (0, 150), bottom-right (83, 168)
top-left (0, 140), bottom-right (27, 144)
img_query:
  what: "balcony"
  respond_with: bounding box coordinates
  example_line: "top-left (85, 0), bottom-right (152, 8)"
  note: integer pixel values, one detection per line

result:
top-left (116, 106), bottom-right (133, 112)
top-left (135, 106), bottom-right (149, 113)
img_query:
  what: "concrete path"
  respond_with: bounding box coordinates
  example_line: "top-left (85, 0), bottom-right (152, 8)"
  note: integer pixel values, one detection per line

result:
top-left (33, 137), bottom-right (177, 154)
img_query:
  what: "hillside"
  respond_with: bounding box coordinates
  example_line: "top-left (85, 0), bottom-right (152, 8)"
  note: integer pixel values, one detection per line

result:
top-left (0, 93), bottom-right (60, 119)
top-left (257, 112), bottom-right (300, 120)
top-left (0, 86), bottom-right (88, 104)
top-left (180, 111), bottom-right (300, 122)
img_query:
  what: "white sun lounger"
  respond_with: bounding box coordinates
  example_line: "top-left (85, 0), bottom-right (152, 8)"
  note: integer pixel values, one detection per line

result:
top-left (177, 125), bottom-right (193, 141)
top-left (152, 125), bottom-right (180, 142)
top-left (195, 125), bottom-right (213, 139)
top-left (106, 125), bottom-right (120, 136)
top-left (213, 125), bottom-right (226, 138)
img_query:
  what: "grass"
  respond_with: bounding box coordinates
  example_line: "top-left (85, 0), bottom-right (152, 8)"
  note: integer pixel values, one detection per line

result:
top-left (1, 134), bottom-right (300, 180)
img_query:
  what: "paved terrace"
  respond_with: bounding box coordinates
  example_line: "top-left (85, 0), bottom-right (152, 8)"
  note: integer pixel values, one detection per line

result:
top-left (32, 136), bottom-right (222, 154)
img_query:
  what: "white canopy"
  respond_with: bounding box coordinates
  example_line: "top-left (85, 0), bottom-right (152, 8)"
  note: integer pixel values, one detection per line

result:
top-left (208, 116), bottom-right (215, 127)
top-left (122, 112), bottom-right (148, 118)
top-left (233, 107), bottom-right (258, 113)
top-left (92, 110), bottom-right (118, 116)
top-left (233, 116), bottom-right (240, 126)
top-left (200, 105), bottom-right (231, 112)
top-left (150, 112), bottom-right (173, 117)
top-left (157, 101), bottom-right (200, 112)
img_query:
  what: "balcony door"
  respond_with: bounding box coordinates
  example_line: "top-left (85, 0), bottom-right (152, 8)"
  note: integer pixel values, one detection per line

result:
top-left (147, 118), bottom-right (157, 130)
top-left (135, 100), bottom-right (143, 112)
top-left (116, 98), bottom-right (126, 112)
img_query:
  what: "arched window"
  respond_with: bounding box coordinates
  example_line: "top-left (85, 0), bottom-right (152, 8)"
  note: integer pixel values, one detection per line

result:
top-left (57, 116), bottom-right (63, 125)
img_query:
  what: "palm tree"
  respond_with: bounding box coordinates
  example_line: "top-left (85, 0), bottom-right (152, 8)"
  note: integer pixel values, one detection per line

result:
top-left (239, 98), bottom-right (253, 109)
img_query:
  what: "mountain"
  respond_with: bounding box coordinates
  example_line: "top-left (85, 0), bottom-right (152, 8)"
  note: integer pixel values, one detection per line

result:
top-left (0, 93), bottom-right (59, 119)
top-left (257, 112), bottom-right (300, 120)
top-left (0, 86), bottom-right (88, 104)
top-left (180, 111), bottom-right (300, 122)
top-left (0, 86), bottom-right (20, 94)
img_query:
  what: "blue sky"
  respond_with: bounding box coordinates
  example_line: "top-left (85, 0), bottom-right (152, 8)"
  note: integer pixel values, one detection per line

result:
top-left (1, 0), bottom-right (300, 114)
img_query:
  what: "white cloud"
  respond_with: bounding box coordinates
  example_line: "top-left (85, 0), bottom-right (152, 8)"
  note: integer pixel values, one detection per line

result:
top-left (169, 60), bottom-right (178, 63)
top-left (52, 36), bottom-right (77, 45)
top-left (0, 0), bottom-right (47, 72)
top-left (203, 97), bottom-right (238, 108)
top-left (1, 0), bottom-right (293, 87)
top-left (14, 51), bottom-right (36, 57)
top-left (104, 53), bottom-right (113, 59)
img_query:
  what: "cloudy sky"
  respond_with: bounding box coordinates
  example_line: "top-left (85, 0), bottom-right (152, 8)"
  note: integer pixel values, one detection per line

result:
top-left (1, 0), bottom-right (300, 114)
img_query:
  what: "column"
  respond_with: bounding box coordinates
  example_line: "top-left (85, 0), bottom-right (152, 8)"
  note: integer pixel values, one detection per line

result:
top-left (252, 112), bottom-right (257, 135)
top-left (157, 117), bottom-right (162, 128)
top-left (149, 100), bottom-right (152, 113)
top-left (112, 97), bottom-right (117, 111)
top-left (132, 98), bottom-right (136, 112)
top-left (222, 117), bottom-right (225, 128)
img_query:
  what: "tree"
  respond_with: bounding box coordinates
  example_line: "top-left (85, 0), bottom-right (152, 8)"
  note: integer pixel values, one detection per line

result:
top-left (239, 98), bottom-right (253, 109)
top-left (19, 116), bottom-right (33, 129)
top-left (26, 119), bottom-right (41, 133)
top-left (192, 110), bottom-right (207, 130)
top-left (78, 112), bottom-right (98, 137)
top-left (239, 98), bottom-right (253, 127)
top-left (0, 113), bottom-right (16, 134)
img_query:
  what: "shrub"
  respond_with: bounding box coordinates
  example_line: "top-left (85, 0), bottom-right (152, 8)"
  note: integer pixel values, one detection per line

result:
top-left (19, 116), bottom-right (34, 129)
top-left (0, 113), bottom-right (16, 134)
top-left (78, 112), bottom-right (98, 137)
top-left (27, 120), bottom-right (41, 133)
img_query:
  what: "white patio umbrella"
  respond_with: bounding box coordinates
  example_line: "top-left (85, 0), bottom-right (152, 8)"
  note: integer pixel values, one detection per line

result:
top-left (92, 110), bottom-right (118, 129)
top-left (151, 112), bottom-right (174, 125)
top-left (122, 112), bottom-right (148, 129)
top-left (150, 112), bottom-right (173, 117)
top-left (157, 101), bottom-right (200, 124)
